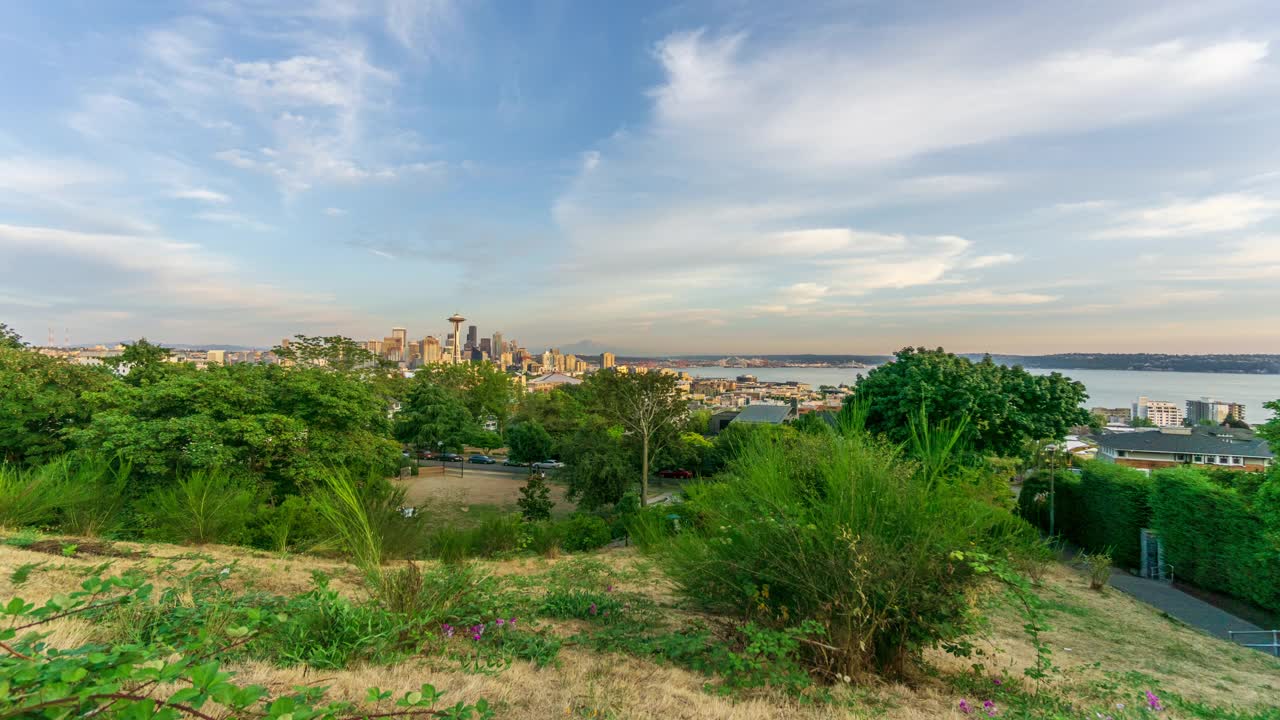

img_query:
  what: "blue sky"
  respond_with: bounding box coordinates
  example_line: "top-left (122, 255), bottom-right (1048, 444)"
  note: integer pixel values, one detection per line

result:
top-left (2, 1), bottom-right (1279, 354)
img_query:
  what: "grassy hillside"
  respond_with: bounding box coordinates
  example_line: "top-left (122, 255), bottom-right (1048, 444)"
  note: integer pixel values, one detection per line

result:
top-left (3, 536), bottom-right (1277, 720)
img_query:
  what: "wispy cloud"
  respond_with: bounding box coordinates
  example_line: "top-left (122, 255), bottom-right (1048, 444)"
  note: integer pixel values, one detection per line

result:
top-left (1093, 193), bottom-right (1279, 239)
top-left (171, 188), bottom-right (230, 204)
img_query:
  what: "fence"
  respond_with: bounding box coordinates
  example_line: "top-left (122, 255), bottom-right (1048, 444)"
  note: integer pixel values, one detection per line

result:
top-left (1228, 630), bottom-right (1280, 657)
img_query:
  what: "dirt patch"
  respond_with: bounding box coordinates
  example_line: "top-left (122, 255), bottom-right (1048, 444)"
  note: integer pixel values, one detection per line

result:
top-left (398, 469), bottom-right (571, 513)
top-left (24, 540), bottom-right (137, 558)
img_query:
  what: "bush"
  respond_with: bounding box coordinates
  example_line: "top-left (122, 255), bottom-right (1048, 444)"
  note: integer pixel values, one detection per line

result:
top-left (1017, 470), bottom-right (1082, 540)
top-left (250, 495), bottom-right (326, 553)
top-left (311, 470), bottom-right (426, 570)
top-left (1150, 467), bottom-right (1280, 613)
top-left (0, 461), bottom-right (77, 529)
top-left (656, 429), bottom-right (1033, 677)
top-left (142, 469), bottom-right (258, 544)
top-left (525, 520), bottom-right (565, 557)
top-left (57, 455), bottom-right (132, 537)
top-left (423, 512), bottom-right (524, 562)
top-left (560, 513), bottom-right (611, 552)
top-left (517, 472), bottom-right (554, 521)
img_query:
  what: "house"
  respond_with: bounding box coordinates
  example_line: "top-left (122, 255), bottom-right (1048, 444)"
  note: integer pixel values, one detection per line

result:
top-left (708, 410), bottom-right (741, 435)
top-left (729, 404), bottom-right (796, 426)
top-left (1095, 426), bottom-right (1273, 471)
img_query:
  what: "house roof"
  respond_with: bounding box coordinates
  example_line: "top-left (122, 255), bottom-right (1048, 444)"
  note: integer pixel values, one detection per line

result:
top-left (528, 372), bottom-right (582, 386)
top-left (1096, 429), bottom-right (1273, 458)
top-left (730, 404), bottom-right (793, 425)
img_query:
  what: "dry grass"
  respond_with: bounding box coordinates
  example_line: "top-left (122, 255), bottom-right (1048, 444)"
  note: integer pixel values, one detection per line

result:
top-left (398, 469), bottom-right (572, 523)
top-left (2, 538), bottom-right (1278, 719)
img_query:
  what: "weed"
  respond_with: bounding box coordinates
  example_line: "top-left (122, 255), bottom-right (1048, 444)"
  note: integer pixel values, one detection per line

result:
top-left (9, 561), bottom-right (43, 584)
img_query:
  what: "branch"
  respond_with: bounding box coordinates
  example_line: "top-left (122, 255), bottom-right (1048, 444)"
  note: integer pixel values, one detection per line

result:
top-left (0, 640), bottom-right (31, 660)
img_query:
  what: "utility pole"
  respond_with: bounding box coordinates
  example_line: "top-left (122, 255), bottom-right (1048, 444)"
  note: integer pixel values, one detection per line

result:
top-left (1048, 439), bottom-right (1057, 538)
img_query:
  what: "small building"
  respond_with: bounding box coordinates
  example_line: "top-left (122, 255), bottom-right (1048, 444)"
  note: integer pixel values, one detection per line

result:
top-left (526, 372), bottom-right (583, 393)
top-left (708, 410), bottom-right (741, 435)
top-left (729, 404), bottom-right (796, 426)
top-left (1095, 427), bottom-right (1273, 471)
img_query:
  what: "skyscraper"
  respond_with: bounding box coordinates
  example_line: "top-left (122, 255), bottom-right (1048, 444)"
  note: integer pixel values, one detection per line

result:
top-left (422, 336), bottom-right (441, 364)
top-left (392, 327), bottom-right (407, 355)
top-left (479, 338), bottom-right (492, 356)
top-left (600, 351), bottom-right (615, 369)
top-left (466, 325), bottom-right (478, 350)
top-left (491, 332), bottom-right (504, 364)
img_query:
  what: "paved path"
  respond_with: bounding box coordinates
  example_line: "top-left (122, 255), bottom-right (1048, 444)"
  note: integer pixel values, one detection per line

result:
top-left (1108, 570), bottom-right (1262, 640)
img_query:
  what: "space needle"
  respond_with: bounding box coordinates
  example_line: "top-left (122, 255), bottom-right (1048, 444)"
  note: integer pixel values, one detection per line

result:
top-left (447, 313), bottom-right (466, 364)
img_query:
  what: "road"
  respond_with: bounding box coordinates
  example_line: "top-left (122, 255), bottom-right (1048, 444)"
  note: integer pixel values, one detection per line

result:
top-left (415, 459), bottom-right (555, 476)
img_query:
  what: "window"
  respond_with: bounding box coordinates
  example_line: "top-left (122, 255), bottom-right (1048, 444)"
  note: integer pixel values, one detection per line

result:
top-left (1117, 450), bottom-right (1127, 458)
top-left (1216, 455), bottom-right (1227, 465)
top-left (1174, 454), bottom-right (1188, 462)
top-left (1193, 455), bottom-right (1204, 463)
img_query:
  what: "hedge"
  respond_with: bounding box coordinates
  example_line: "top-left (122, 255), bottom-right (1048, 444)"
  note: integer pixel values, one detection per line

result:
top-left (1073, 461), bottom-right (1152, 568)
top-left (1150, 467), bottom-right (1280, 613)
top-left (1017, 461), bottom-right (1151, 568)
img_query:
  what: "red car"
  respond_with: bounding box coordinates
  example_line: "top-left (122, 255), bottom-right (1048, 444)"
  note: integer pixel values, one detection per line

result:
top-left (657, 468), bottom-right (694, 479)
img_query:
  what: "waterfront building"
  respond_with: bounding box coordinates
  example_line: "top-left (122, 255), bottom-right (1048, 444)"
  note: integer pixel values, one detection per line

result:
top-left (1186, 398), bottom-right (1246, 425)
top-left (1133, 396), bottom-right (1184, 427)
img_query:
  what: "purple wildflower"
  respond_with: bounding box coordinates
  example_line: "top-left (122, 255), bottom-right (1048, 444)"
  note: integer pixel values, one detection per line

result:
top-left (441, 624), bottom-right (454, 638)
top-left (1145, 691), bottom-right (1163, 712)
top-left (983, 700), bottom-right (998, 717)
top-left (589, 603), bottom-right (598, 616)
top-left (606, 584), bottom-right (614, 592)
top-left (991, 677), bottom-right (1002, 686)
top-left (959, 700), bottom-right (973, 714)
top-left (509, 617), bottom-right (517, 627)
top-left (496, 618), bottom-right (505, 626)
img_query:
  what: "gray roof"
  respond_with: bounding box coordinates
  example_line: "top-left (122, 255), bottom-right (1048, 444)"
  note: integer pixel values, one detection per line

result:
top-left (730, 404), bottom-right (793, 425)
top-left (1096, 429), bottom-right (1273, 458)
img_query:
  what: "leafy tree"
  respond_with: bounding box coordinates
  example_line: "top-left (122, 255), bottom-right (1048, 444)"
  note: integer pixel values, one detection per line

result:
top-left (272, 334), bottom-right (388, 373)
top-left (469, 429), bottom-right (503, 454)
top-left (1222, 415), bottom-right (1252, 430)
top-left (684, 408), bottom-right (713, 435)
top-left (584, 370), bottom-right (686, 505)
top-left (393, 382), bottom-right (476, 454)
top-left (851, 347), bottom-right (1089, 457)
top-left (792, 412), bottom-right (836, 437)
top-left (562, 422), bottom-right (636, 509)
top-left (658, 431), bottom-right (714, 474)
top-left (517, 472), bottom-right (555, 521)
top-left (1087, 412), bottom-right (1107, 434)
top-left (511, 387), bottom-right (588, 455)
top-left (506, 421), bottom-right (554, 463)
top-left (1129, 416), bottom-right (1156, 428)
top-left (414, 362), bottom-right (516, 432)
top-left (71, 363), bottom-right (399, 494)
top-left (0, 348), bottom-right (113, 464)
top-left (0, 322), bottom-right (24, 349)
top-left (104, 338), bottom-right (174, 385)
top-left (1258, 399), bottom-right (1280, 447)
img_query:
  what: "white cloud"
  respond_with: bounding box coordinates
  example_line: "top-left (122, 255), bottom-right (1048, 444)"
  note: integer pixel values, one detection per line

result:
top-left (386, 0), bottom-right (460, 59)
top-left (324, 207), bottom-right (347, 216)
top-left (171, 188), bottom-right (230, 204)
top-left (193, 211), bottom-right (274, 232)
top-left (965, 253), bottom-right (1019, 269)
top-left (906, 289), bottom-right (1059, 307)
top-left (0, 157), bottom-right (115, 193)
top-left (1094, 193), bottom-right (1279, 239)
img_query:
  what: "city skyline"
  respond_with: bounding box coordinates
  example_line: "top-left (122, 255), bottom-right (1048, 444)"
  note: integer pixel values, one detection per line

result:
top-left (3, 2), bottom-right (1280, 353)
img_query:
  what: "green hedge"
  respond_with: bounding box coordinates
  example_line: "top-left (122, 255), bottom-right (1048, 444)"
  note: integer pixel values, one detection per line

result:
top-left (1018, 461), bottom-right (1151, 568)
top-left (1073, 461), bottom-right (1152, 568)
top-left (1150, 467), bottom-right (1280, 613)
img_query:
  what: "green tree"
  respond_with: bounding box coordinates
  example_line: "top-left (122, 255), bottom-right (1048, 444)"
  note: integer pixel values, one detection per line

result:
top-left (1129, 416), bottom-right (1157, 428)
top-left (851, 347), bottom-right (1089, 457)
top-left (684, 408), bottom-right (712, 435)
top-left (1256, 400), bottom-right (1279, 447)
top-left (517, 472), bottom-right (555, 521)
top-left (1087, 412), bottom-right (1107, 434)
top-left (414, 362), bottom-right (516, 432)
top-left (792, 412), bottom-right (836, 436)
top-left (562, 422), bottom-right (635, 509)
top-left (506, 421), bottom-right (554, 463)
top-left (585, 370), bottom-right (686, 505)
top-left (105, 338), bottom-right (175, 385)
top-left (469, 429), bottom-right (503, 454)
top-left (0, 322), bottom-right (24, 349)
top-left (0, 348), bottom-right (114, 464)
top-left (511, 387), bottom-right (588, 455)
top-left (272, 334), bottom-right (388, 373)
top-left (393, 382), bottom-right (476, 454)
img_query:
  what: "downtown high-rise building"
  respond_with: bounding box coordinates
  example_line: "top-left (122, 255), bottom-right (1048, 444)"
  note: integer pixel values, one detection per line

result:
top-left (492, 331), bottom-right (504, 363)
top-left (466, 325), bottom-right (478, 350)
top-left (422, 336), bottom-right (442, 364)
top-left (600, 351), bottom-right (615, 369)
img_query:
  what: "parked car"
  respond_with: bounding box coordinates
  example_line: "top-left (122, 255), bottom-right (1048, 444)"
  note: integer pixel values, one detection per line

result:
top-left (439, 453), bottom-right (463, 462)
top-left (657, 468), bottom-right (694, 479)
top-left (416, 450), bottom-right (436, 460)
top-left (503, 458), bottom-right (529, 467)
top-left (531, 460), bottom-right (565, 470)
top-left (469, 454), bottom-right (497, 464)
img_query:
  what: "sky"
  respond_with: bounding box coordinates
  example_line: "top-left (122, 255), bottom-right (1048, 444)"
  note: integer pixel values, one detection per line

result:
top-left (2, 0), bottom-right (1279, 355)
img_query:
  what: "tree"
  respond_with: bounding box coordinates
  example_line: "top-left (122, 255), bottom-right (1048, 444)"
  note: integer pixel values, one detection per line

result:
top-left (506, 421), bottom-right (553, 463)
top-left (272, 335), bottom-right (388, 374)
top-left (0, 348), bottom-right (113, 464)
top-left (469, 429), bottom-right (503, 454)
top-left (851, 347), bottom-right (1089, 457)
top-left (0, 322), bottom-right (24, 349)
top-left (414, 362), bottom-right (516, 432)
top-left (793, 411), bottom-right (837, 437)
top-left (517, 472), bottom-right (554, 521)
top-left (511, 387), bottom-right (588, 456)
top-left (585, 370), bottom-right (686, 505)
top-left (104, 338), bottom-right (175, 385)
top-left (1129, 417), bottom-right (1157, 428)
top-left (393, 382), bottom-right (476, 454)
top-left (1258, 400), bottom-right (1280, 447)
top-left (1223, 415), bottom-right (1252, 430)
top-left (562, 422), bottom-right (635, 509)
top-left (1087, 412), bottom-right (1107, 434)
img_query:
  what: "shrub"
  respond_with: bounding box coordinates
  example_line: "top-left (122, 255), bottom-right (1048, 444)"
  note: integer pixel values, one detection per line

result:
top-left (1079, 548), bottom-right (1112, 591)
top-left (657, 429), bottom-right (1032, 677)
top-left (1150, 467), bottom-right (1280, 612)
top-left (142, 468), bottom-right (258, 544)
top-left (312, 469), bottom-right (425, 571)
top-left (1074, 461), bottom-right (1151, 568)
top-left (251, 494), bottom-right (326, 553)
top-left (0, 460), bottom-right (85, 529)
top-left (57, 455), bottom-right (132, 537)
top-left (1017, 470), bottom-right (1082, 539)
top-left (517, 472), bottom-right (554, 521)
top-left (423, 512), bottom-right (524, 562)
top-left (525, 520), bottom-right (565, 557)
top-left (560, 513), bottom-right (611, 553)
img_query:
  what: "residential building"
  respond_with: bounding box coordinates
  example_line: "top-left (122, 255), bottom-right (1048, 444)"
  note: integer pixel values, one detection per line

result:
top-left (1133, 396), bottom-right (1184, 427)
top-left (527, 372), bottom-right (583, 393)
top-left (422, 336), bottom-right (441, 364)
top-left (1096, 426), bottom-right (1272, 471)
top-left (729, 404), bottom-right (796, 425)
top-left (600, 352), bottom-right (615, 369)
top-left (1091, 407), bottom-right (1132, 425)
top-left (206, 350), bottom-right (226, 365)
top-left (1186, 398), bottom-right (1246, 425)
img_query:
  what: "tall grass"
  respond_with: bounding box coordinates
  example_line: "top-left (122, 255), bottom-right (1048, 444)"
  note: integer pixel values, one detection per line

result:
top-left (0, 462), bottom-right (78, 529)
top-left (657, 427), bottom-right (1035, 677)
top-left (59, 455), bottom-right (132, 536)
top-left (312, 469), bottom-right (387, 573)
top-left (145, 469), bottom-right (258, 545)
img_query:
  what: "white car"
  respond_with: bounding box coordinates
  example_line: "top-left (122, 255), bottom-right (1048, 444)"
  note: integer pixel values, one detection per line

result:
top-left (531, 460), bottom-right (565, 470)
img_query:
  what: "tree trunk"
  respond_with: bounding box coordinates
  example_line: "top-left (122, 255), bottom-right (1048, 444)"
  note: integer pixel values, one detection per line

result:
top-left (641, 432), bottom-right (649, 506)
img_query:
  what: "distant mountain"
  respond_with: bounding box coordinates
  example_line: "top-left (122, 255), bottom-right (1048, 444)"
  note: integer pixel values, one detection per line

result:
top-left (968, 353), bottom-right (1280, 375)
top-left (556, 339), bottom-right (625, 356)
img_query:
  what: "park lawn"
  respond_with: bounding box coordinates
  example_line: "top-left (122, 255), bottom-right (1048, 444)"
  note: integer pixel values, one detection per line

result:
top-left (2, 537), bottom-right (1277, 720)
top-left (396, 467), bottom-right (575, 525)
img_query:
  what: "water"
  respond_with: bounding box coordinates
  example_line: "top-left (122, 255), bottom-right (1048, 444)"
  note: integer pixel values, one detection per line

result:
top-left (676, 366), bottom-right (1279, 422)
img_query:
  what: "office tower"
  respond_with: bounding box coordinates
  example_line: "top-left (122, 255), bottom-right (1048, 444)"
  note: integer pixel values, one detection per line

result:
top-left (600, 351), bottom-right (615, 369)
top-left (422, 336), bottom-right (441, 364)
top-left (447, 314), bottom-right (466, 364)
top-left (466, 325), bottom-right (478, 350)
top-left (492, 332), bottom-right (504, 363)
top-left (479, 338), bottom-right (492, 356)
top-left (207, 350), bottom-right (226, 365)
top-left (382, 335), bottom-right (401, 362)
top-left (392, 327), bottom-right (407, 356)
